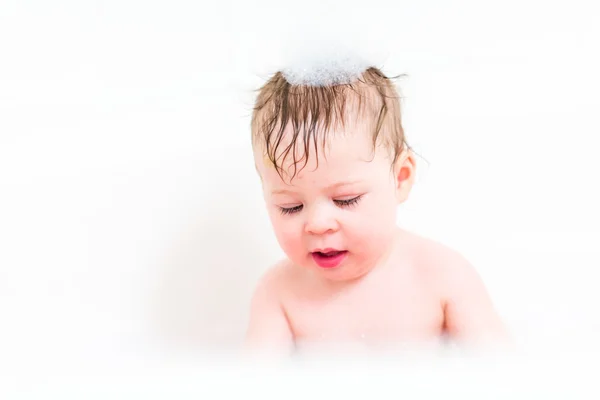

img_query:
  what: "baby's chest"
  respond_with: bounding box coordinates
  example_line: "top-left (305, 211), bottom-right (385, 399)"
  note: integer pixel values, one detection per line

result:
top-left (285, 281), bottom-right (444, 342)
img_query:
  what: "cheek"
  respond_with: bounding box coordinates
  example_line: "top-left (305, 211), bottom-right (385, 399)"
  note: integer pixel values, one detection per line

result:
top-left (360, 193), bottom-right (397, 223)
top-left (269, 213), bottom-right (304, 250)
top-left (347, 196), bottom-right (397, 239)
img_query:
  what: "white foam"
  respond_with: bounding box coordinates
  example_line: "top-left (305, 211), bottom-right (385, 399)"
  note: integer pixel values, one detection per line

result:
top-left (276, 17), bottom-right (389, 88)
top-left (281, 46), bottom-right (371, 87)
top-left (246, 8), bottom-right (394, 88)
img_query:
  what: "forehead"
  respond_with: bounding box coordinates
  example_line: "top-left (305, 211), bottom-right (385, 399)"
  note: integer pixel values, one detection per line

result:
top-left (256, 122), bottom-right (389, 188)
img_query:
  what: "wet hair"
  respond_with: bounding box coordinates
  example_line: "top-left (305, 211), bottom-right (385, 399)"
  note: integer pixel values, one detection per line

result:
top-left (250, 67), bottom-right (411, 182)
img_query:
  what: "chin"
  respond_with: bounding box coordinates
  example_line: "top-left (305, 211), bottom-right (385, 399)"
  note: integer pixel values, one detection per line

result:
top-left (314, 262), bottom-right (374, 283)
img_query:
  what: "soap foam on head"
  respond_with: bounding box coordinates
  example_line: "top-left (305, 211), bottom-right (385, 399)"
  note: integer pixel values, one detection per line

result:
top-left (281, 47), bottom-right (372, 87)
top-left (279, 35), bottom-right (376, 87)
top-left (259, 8), bottom-right (393, 88)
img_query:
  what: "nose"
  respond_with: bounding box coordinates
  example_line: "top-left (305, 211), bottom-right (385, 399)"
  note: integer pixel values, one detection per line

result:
top-left (304, 204), bottom-right (339, 235)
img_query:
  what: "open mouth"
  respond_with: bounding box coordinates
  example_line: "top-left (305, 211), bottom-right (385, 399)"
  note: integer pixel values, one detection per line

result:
top-left (311, 250), bottom-right (348, 268)
top-left (315, 250), bottom-right (345, 257)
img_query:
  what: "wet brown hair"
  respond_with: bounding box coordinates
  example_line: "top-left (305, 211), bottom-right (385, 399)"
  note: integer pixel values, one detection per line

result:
top-left (251, 66), bottom-right (411, 182)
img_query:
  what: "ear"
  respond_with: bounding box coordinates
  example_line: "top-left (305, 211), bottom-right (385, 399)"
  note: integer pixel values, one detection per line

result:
top-left (394, 149), bottom-right (416, 204)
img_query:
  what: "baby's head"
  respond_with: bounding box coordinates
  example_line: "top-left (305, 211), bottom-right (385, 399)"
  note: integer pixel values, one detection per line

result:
top-left (251, 65), bottom-right (416, 282)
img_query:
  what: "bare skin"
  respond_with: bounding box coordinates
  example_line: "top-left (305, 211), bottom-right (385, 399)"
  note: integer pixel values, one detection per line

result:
top-left (245, 114), bottom-right (511, 357)
top-left (245, 228), bottom-right (510, 356)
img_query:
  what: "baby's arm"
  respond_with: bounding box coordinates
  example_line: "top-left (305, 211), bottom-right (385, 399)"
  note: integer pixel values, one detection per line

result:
top-left (244, 264), bottom-right (295, 356)
top-left (439, 250), bottom-right (512, 350)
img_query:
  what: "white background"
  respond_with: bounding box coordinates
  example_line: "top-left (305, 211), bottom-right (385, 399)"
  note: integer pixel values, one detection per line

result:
top-left (1, 0), bottom-right (600, 388)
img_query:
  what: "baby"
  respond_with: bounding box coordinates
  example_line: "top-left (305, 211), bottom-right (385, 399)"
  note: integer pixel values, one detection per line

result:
top-left (244, 57), bottom-right (511, 358)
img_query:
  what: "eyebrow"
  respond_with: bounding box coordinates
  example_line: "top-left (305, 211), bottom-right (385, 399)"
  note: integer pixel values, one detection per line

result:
top-left (271, 180), bottom-right (362, 195)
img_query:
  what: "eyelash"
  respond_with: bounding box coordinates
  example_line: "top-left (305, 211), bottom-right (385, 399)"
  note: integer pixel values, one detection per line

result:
top-left (278, 195), bottom-right (363, 215)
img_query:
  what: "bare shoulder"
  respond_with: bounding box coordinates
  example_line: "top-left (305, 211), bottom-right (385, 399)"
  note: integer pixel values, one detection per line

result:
top-left (401, 230), bottom-right (493, 310)
top-left (402, 230), bottom-right (512, 347)
top-left (252, 258), bottom-right (296, 298)
top-left (401, 230), bottom-right (474, 282)
top-left (245, 258), bottom-right (297, 353)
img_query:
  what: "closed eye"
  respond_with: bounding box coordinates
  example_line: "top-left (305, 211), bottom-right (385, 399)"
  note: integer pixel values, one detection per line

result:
top-left (334, 195), bottom-right (362, 208)
top-left (279, 205), bottom-right (303, 215)
top-left (278, 195), bottom-right (363, 216)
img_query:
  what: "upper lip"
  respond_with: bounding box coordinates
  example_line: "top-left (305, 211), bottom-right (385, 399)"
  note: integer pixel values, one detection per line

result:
top-left (312, 248), bottom-right (344, 253)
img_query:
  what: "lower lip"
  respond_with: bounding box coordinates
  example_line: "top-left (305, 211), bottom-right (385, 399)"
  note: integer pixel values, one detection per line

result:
top-left (312, 251), bottom-right (348, 269)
